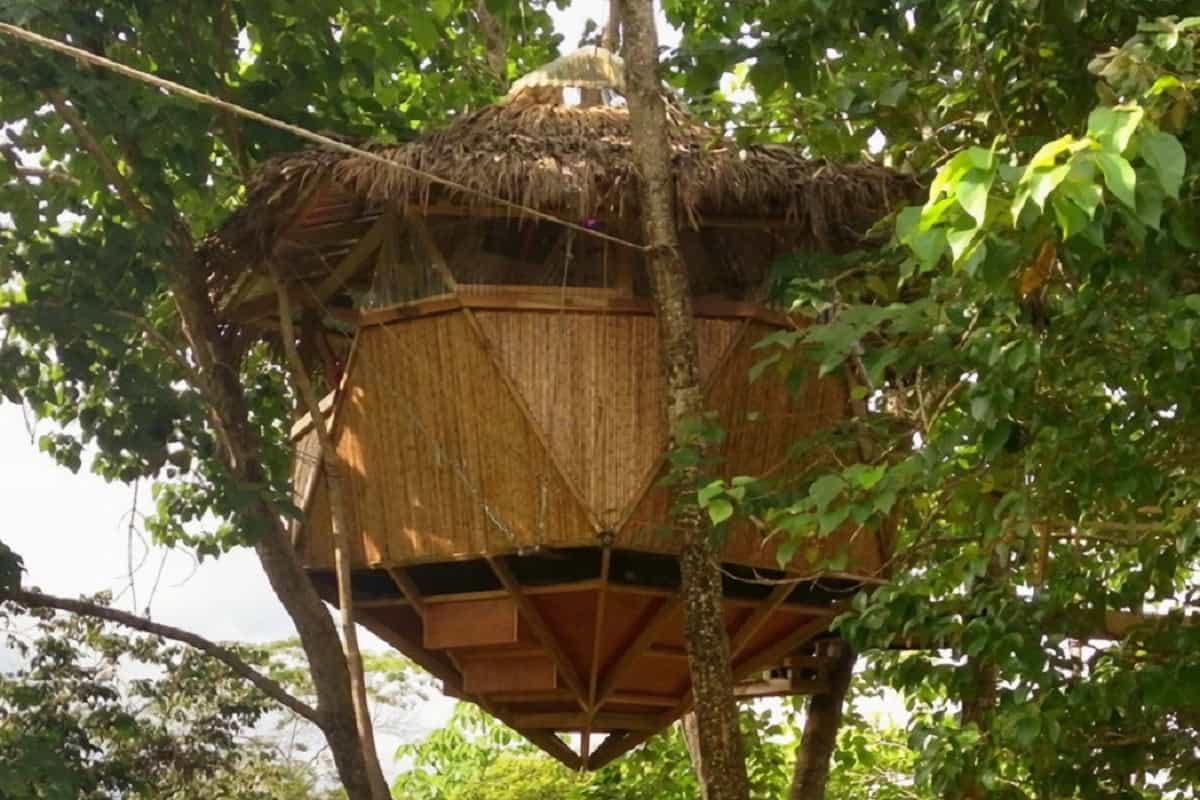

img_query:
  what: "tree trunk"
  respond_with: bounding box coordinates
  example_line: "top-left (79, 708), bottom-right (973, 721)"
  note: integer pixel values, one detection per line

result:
top-left (164, 246), bottom-right (386, 800)
top-left (618, 2), bottom-right (750, 799)
top-left (274, 273), bottom-right (392, 800)
top-left (790, 642), bottom-right (856, 800)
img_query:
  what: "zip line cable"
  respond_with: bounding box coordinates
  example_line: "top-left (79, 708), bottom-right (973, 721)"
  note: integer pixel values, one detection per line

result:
top-left (0, 22), bottom-right (648, 253)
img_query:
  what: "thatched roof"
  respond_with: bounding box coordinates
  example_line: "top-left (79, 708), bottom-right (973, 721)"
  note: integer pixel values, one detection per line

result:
top-left (203, 49), bottom-right (915, 297)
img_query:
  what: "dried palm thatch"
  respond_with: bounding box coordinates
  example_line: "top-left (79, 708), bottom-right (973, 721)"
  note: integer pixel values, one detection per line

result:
top-left (202, 50), bottom-right (915, 297)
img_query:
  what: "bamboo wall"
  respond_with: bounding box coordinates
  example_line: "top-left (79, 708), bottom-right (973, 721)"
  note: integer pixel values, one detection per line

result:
top-left (294, 300), bottom-right (882, 578)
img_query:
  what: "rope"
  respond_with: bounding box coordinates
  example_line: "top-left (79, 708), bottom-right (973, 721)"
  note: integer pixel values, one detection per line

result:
top-left (0, 22), bottom-right (649, 254)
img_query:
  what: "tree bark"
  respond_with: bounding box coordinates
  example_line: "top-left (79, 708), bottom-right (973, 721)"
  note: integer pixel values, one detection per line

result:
top-left (274, 272), bottom-right (391, 800)
top-left (790, 642), bottom-right (856, 800)
top-left (618, 2), bottom-right (749, 799)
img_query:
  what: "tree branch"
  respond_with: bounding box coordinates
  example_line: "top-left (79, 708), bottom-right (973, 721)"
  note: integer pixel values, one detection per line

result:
top-left (471, 0), bottom-right (508, 88)
top-left (0, 142), bottom-right (81, 187)
top-left (0, 302), bottom-right (204, 389)
top-left (45, 88), bottom-right (153, 224)
top-left (5, 587), bottom-right (322, 726)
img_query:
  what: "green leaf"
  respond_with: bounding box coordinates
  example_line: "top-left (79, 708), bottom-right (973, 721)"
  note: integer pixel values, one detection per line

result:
top-left (1087, 104), bottom-right (1144, 152)
top-left (847, 463), bottom-right (887, 490)
top-left (947, 227), bottom-right (978, 265)
top-left (1092, 151), bottom-right (1137, 209)
top-left (1140, 131), bottom-right (1186, 199)
top-left (706, 498), bottom-right (734, 526)
top-left (955, 169), bottom-right (993, 226)
top-left (809, 474), bottom-right (846, 512)
top-left (1028, 163), bottom-right (1071, 211)
top-left (818, 506), bottom-right (851, 535)
top-left (1029, 134), bottom-right (1078, 168)
top-left (697, 479), bottom-right (725, 506)
top-left (1167, 319), bottom-right (1192, 350)
top-left (1185, 295), bottom-right (1200, 313)
top-left (1051, 194), bottom-right (1090, 240)
top-left (1135, 180), bottom-right (1165, 231)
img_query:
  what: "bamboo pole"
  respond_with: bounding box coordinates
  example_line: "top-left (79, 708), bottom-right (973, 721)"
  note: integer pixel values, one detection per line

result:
top-left (272, 267), bottom-right (391, 800)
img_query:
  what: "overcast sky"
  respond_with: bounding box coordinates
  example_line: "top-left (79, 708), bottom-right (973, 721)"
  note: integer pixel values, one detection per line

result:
top-left (0, 2), bottom-right (684, 773)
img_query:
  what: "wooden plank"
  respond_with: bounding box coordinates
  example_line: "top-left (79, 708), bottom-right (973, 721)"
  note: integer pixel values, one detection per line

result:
top-left (423, 596), bottom-right (520, 650)
top-left (350, 287), bottom-right (791, 326)
top-left (510, 712), bottom-right (664, 732)
top-left (595, 596), bottom-right (683, 706)
top-left (608, 691), bottom-right (678, 708)
top-left (461, 654), bottom-right (557, 695)
top-left (487, 556), bottom-right (589, 706)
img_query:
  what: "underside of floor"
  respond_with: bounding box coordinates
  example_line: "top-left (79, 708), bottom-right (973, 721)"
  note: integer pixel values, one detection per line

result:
top-left (310, 546), bottom-right (863, 769)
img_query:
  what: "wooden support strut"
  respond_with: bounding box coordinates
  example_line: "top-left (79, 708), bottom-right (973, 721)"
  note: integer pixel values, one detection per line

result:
top-left (486, 555), bottom-right (589, 710)
top-left (582, 546), bottom-right (613, 763)
top-left (594, 594), bottom-right (684, 708)
top-left (587, 613), bottom-right (834, 770)
top-left (382, 565), bottom-right (587, 768)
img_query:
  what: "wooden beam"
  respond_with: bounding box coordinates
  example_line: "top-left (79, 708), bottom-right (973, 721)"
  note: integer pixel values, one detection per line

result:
top-left (487, 556), bottom-right (589, 707)
top-left (510, 728), bottom-right (580, 769)
top-left (608, 691), bottom-right (679, 708)
top-left (407, 213), bottom-right (460, 291)
top-left (385, 567), bottom-right (426, 615)
top-left (583, 548), bottom-right (612, 764)
top-left (510, 711), bottom-right (665, 732)
top-left (594, 595), bottom-right (683, 707)
top-left (729, 582), bottom-right (794, 659)
top-left (587, 730), bottom-right (651, 771)
top-left (355, 611), bottom-right (461, 691)
top-left (731, 615), bottom-right (832, 681)
top-left (314, 214), bottom-right (388, 301)
top-left (588, 549), bottom-right (611, 707)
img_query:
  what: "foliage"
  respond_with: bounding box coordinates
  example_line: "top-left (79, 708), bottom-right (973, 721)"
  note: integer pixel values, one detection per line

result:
top-left (394, 698), bottom-right (925, 800)
top-left (0, 596), bottom-right (335, 799)
top-left (694, 6), bottom-right (1200, 798)
top-left (0, 0), bottom-right (564, 557)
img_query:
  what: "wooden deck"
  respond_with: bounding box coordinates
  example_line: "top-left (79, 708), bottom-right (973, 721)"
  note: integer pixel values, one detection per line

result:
top-left (309, 547), bottom-right (859, 769)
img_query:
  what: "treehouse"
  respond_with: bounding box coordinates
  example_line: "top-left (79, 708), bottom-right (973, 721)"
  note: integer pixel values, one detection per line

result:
top-left (204, 49), bottom-right (909, 769)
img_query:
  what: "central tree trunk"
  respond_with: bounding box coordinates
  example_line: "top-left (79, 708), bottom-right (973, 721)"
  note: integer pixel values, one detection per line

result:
top-left (618, 2), bottom-right (750, 798)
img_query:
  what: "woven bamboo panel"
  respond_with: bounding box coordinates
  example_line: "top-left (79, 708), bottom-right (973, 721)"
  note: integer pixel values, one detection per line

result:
top-left (618, 322), bottom-right (882, 576)
top-left (301, 310), bottom-right (596, 567)
top-left (472, 311), bottom-right (742, 529)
